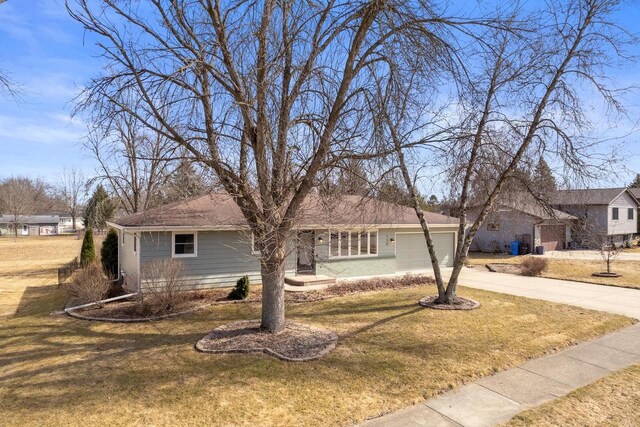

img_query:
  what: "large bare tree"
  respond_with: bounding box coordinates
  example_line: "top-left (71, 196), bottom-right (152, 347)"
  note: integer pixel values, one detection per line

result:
top-left (56, 168), bottom-right (85, 230)
top-left (0, 177), bottom-right (52, 237)
top-left (67, 0), bottom-right (482, 332)
top-left (381, 0), bottom-right (635, 304)
top-left (87, 113), bottom-right (176, 214)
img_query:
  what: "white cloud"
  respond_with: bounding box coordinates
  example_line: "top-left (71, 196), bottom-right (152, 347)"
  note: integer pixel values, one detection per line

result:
top-left (0, 113), bottom-right (86, 146)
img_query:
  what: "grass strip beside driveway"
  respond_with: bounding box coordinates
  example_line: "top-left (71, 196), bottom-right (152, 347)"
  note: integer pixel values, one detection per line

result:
top-left (504, 363), bottom-right (640, 427)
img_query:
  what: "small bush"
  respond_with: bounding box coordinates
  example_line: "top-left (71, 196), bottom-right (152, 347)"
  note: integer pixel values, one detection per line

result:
top-left (139, 259), bottom-right (190, 315)
top-left (101, 228), bottom-right (119, 277)
top-left (228, 275), bottom-right (250, 300)
top-left (520, 257), bottom-right (548, 276)
top-left (68, 262), bottom-right (110, 304)
top-left (80, 229), bottom-right (96, 266)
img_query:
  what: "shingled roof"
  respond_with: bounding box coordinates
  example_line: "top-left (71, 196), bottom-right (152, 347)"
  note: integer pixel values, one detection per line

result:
top-left (111, 192), bottom-right (458, 229)
top-left (475, 192), bottom-right (576, 221)
top-left (549, 188), bottom-right (630, 206)
top-left (0, 215), bottom-right (60, 225)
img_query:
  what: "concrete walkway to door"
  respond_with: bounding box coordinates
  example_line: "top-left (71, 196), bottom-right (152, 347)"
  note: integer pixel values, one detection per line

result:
top-left (362, 268), bottom-right (640, 427)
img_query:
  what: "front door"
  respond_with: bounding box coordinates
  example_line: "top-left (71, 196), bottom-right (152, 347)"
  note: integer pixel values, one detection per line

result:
top-left (297, 231), bottom-right (315, 274)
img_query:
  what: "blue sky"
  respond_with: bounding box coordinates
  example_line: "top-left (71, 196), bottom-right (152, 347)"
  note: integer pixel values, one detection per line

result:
top-left (0, 0), bottom-right (639, 188)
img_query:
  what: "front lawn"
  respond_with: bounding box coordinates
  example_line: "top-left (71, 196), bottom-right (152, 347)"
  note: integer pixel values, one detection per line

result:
top-left (542, 259), bottom-right (640, 290)
top-left (505, 364), bottom-right (640, 426)
top-left (467, 253), bottom-right (640, 290)
top-left (0, 283), bottom-right (633, 426)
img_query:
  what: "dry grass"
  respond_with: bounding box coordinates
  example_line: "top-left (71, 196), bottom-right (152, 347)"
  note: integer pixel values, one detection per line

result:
top-left (542, 259), bottom-right (640, 290)
top-left (467, 252), bottom-right (523, 265)
top-left (0, 235), bottom-right (103, 317)
top-left (467, 253), bottom-right (640, 290)
top-left (0, 282), bottom-right (633, 426)
top-left (504, 364), bottom-right (640, 427)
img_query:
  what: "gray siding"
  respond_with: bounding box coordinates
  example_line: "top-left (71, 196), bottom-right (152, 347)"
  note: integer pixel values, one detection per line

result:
top-left (609, 192), bottom-right (637, 236)
top-left (139, 230), bottom-right (295, 289)
top-left (468, 209), bottom-right (536, 252)
top-left (314, 227), bottom-right (457, 278)
top-left (125, 226), bottom-right (457, 289)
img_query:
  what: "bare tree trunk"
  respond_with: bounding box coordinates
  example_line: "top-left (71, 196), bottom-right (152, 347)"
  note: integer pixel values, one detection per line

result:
top-left (260, 246), bottom-right (286, 333)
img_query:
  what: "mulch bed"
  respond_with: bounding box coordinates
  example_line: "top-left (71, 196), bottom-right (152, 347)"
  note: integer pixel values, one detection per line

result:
top-left (485, 263), bottom-right (522, 275)
top-left (195, 320), bottom-right (338, 361)
top-left (70, 274), bottom-right (436, 322)
top-left (418, 295), bottom-right (480, 310)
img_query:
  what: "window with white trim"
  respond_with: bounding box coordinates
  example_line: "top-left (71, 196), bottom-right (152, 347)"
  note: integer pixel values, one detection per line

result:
top-left (172, 232), bottom-right (197, 257)
top-left (329, 230), bottom-right (378, 257)
top-left (251, 233), bottom-right (260, 254)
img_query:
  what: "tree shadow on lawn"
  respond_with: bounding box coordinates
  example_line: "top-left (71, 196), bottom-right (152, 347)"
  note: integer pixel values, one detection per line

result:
top-left (0, 299), bottom-right (445, 421)
top-left (1, 285), bottom-right (629, 424)
top-left (9, 284), bottom-right (64, 318)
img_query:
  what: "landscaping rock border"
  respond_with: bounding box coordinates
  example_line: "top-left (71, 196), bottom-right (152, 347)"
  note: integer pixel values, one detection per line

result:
top-left (592, 272), bottom-right (622, 278)
top-left (418, 295), bottom-right (481, 310)
top-left (64, 304), bottom-right (214, 323)
top-left (195, 320), bottom-right (338, 362)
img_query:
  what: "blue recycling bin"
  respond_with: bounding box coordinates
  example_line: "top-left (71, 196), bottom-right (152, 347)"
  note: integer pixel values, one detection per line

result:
top-left (510, 241), bottom-right (520, 255)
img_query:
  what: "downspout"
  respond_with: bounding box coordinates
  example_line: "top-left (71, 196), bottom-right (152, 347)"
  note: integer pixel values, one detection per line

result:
top-left (64, 292), bottom-right (139, 313)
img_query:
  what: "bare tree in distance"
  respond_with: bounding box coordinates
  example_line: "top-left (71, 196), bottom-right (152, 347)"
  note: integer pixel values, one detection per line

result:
top-left (380, 0), bottom-right (636, 304)
top-left (0, 177), bottom-right (52, 237)
top-left (57, 168), bottom-right (86, 230)
top-left (67, 0), bottom-right (491, 332)
top-left (87, 113), bottom-right (177, 214)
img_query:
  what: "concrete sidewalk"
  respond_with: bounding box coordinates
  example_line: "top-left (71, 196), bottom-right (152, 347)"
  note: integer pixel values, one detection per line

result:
top-left (364, 323), bottom-right (640, 427)
top-left (363, 270), bottom-right (640, 427)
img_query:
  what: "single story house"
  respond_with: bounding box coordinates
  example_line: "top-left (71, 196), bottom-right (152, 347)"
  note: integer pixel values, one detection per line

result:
top-left (549, 188), bottom-right (639, 246)
top-left (468, 197), bottom-right (577, 253)
top-left (0, 215), bottom-right (60, 236)
top-left (53, 213), bottom-right (85, 233)
top-left (108, 193), bottom-right (459, 292)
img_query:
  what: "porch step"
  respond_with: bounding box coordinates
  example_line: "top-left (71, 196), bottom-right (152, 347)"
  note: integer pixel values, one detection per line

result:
top-left (284, 283), bottom-right (330, 292)
top-left (284, 275), bottom-right (336, 287)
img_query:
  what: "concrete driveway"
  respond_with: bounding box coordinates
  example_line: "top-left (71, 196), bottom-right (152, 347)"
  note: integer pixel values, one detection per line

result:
top-left (454, 267), bottom-right (640, 319)
top-left (543, 249), bottom-right (640, 261)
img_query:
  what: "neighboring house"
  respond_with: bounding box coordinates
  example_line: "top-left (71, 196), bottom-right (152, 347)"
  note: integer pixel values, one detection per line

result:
top-left (54, 213), bottom-right (85, 233)
top-left (468, 197), bottom-right (577, 253)
top-left (550, 188), bottom-right (639, 246)
top-left (0, 215), bottom-right (60, 236)
top-left (108, 193), bottom-right (459, 292)
top-left (629, 188), bottom-right (640, 236)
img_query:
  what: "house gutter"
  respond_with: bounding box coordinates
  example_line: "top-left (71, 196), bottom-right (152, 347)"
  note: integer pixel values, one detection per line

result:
top-left (105, 222), bottom-right (460, 233)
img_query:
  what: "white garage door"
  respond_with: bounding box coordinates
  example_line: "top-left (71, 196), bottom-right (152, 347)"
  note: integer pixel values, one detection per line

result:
top-left (395, 232), bottom-right (454, 272)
